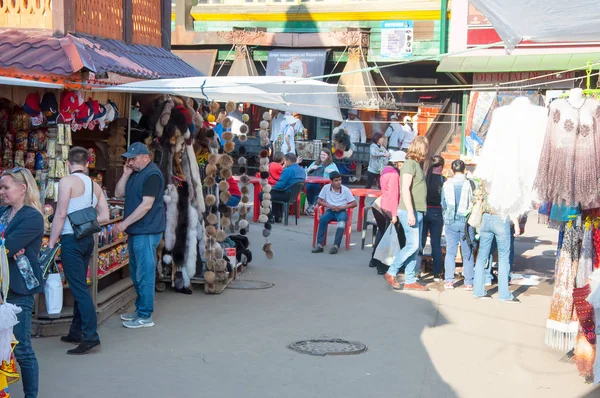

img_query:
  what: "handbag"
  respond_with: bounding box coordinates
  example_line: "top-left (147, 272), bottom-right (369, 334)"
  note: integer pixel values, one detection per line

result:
top-left (467, 199), bottom-right (484, 228)
top-left (67, 178), bottom-right (101, 239)
top-left (373, 224), bottom-right (401, 266)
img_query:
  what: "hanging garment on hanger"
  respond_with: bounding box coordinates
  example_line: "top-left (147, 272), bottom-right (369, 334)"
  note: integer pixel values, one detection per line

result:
top-left (474, 97), bottom-right (547, 219)
top-left (577, 225), bottom-right (594, 288)
top-left (546, 225), bottom-right (580, 351)
top-left (534, 97), bottom-right (600, 207)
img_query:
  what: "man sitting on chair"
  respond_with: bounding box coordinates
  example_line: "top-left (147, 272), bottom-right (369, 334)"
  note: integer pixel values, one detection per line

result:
top-left (269, 153), bottom-right (306, 223)
top-left (312, 171), bottom-right (357, 254)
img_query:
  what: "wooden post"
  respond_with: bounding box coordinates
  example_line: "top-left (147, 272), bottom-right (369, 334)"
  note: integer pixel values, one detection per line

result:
top-left (105, 119), bottom-right (128, 197)
top-left (52, 0), bottom-right (76, 37)
top-left (123, 0), bottom-right (133, 45)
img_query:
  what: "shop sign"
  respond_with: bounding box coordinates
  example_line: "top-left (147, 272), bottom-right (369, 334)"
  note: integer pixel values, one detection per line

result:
top-left (266, 50), bottom-right (329, 79)
top-left (380, 21), bottom-right (413, 59)
top-left (473, 71), bottom-right (575, 88)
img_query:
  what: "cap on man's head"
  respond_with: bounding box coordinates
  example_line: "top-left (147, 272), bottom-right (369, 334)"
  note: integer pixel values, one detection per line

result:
top-left (122, 142), bottom-right (150, 159)
top-left (348, 109), bottom-right (358, 116)
top-left (329, 171), bottom-right (342, 180)
top-left (390, 114), bottom-right (399, 120)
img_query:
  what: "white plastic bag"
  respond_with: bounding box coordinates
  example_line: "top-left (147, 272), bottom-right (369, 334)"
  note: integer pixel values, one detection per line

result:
top-left (373, 224), bottom-right (401, 266)
top-left (44, 273), bottom-right (63, 318)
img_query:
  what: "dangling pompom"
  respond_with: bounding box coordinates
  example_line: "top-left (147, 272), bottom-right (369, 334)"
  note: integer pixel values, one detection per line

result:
top-left (264, 222), bottom-right (272, 230)
top-left (206, 213), bottom-right (218, 225)
top-left (239, 124), bottom-right (249, 134)
top-left (261, 200), bottom-right (271, 208)
top-left (262, 193), bottom-right (271, 200)
top-left (262, 185), bottom-right (272, 193)
top-left (260, 171), bottom-right (269, 179)
top-left (261, 139), bottom-right (270, 146)
top-left (239, 146), bottom-right (247, 155)
top-left (205, 225), bottom-right (217, 238)
top-left (238, 206), bottom-right (248, 217)
top-left (265, 251), bottom-right (274, 260)
top-left (262, 111), bottom-right (272, 121)
top-left (262, 242), bottom-right (272, 252)
top-left (219, 191), bottom-right (231, 204)
top-left (239, 175), bottom-right (250, 185)
top-left (220, 168), bottom-right (233, 180)
top-left (218, 154), bottom-right (234, 169)
top-left (231, 212), bottom-right (240, 223)
top-left (259, 178), bottom-right (269, 187)
top-left (218, 180), bottom-right (230, 192)
top-left (224, 141), bottom-right (235, 153)
top-left (240, 228), bottom-right (247, 235)
top-left (210, 101), bottom-right (220, 114)
top-left (259, 157), bottom-right (269, 166)
top-left (222, 132), bottom-right (234, 142)
top-left (226, 101), bottom-right (236, 113)
top-left (260, 120), bottom-right (269, 129)
top-left (207, 154), bottom-right (218, 164)
top-left (259, 149), bottom-right (269, 158)
top-left (210, 141), bottom-right (219, 150)
top-left (216, 229), bottom-right (227, 242)
top-left (238, 157), bottom-right (247, 166)
top-left (239, 166), bottom-right (247, 175)
top-left (221, 217), bottom-right (231, 229)
top-left (239, 219), bottom-right (249, 230)
top-left (205, 176), bottom-right (216, 187)
top-left (262, 229), bottom-right (271, 238)
top-left (240, 186), bottom-right (249, 195)
top-left (205, 194), bottom-right (216, 207)
top-left (163, 253), bottom-right (173, 264)
top-left (258, 214), bottom-right (269, 223)
top-left (207, 114), bottom-right (216, 123)
top-left (242, 114), bottom-right (250, 122)
top-left (239, 134), bottom-right (248, 142)
top-left (206, 260), bottom-right (217, 271)
top-left (205, 163), bottom-right (217, 176)
top-left (204, 271), bottom-right (216, 284)
top-left (261, 207), bottom-right (270, 215)
top-left (241, 195), bottom-right (250, 204)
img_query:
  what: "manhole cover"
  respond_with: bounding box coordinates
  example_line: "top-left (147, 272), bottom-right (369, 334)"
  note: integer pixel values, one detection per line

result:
top-left (228, 280), bottom-right (274, 290)
top-left (288, 339), bottom-right (367, 356)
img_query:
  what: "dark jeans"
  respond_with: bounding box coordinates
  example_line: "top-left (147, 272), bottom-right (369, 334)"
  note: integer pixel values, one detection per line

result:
top-left (365, 171), bottom-right (380, 189)
top-left (264, 189), bottom-right (291, 221)
top-left (422, 207), bottom-right (444, 275)
top-left (8, 291), bottom-right (38, 398)
top-left (305, 183), bottom-right (321, 206)
top-left (61, 234), bottom-right (99, 342)
top-left (316, 209), bottom-right (348, 247)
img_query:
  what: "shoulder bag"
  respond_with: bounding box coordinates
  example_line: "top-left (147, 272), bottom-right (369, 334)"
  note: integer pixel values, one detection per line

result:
top-left (67, 178), bottom-right (101, 239)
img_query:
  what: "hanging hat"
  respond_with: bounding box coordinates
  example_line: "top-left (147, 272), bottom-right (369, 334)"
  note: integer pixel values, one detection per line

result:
top-left (403, 116), bottom-right (412, 124)
top-left (104, 103), bottom-right (115, 124)
top-left (389, 150), bottom-right (406, 163)
top-left (59, 91), bottom-right (80, 123)
top-left (24, 93), bottom-right (43, 126)
top-left (75, 101), bottom-right (93, 125)
top-left (40, 93), bottom-right (59, 125)
top-left (108, 100), bottom-right (119, 120)
top-left (95, 103), bottom-right (108, 130)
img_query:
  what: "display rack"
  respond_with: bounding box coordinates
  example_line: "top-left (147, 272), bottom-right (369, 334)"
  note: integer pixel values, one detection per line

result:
top-left (33, 215), bottom-right (134, 337)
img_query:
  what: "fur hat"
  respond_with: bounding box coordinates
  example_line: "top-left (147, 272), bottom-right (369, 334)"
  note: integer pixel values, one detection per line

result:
top-left (204, 271), bottom-right (216, 283)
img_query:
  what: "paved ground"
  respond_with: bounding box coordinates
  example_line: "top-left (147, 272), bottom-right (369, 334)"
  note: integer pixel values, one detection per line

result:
top-left (11, 211), bottom-right (600, 397)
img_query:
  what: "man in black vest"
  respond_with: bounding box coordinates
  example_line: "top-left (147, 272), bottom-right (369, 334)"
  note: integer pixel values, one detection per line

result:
top-left (114, 142), bottom-right (166, 329)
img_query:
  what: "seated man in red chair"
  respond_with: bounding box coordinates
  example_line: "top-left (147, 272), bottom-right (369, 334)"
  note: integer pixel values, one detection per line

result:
top-left (312, 171), bottom-right (357, 254)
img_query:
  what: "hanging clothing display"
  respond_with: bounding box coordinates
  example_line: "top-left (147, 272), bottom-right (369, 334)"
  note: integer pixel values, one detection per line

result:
top-left (474, 97), bottom-right (547, 219)
top-left (534, 96), bottom-right (600, 208)
top-left (546, 225), bottom-right (580, 351)
top-left (577, 224), bottom-right (594, 288)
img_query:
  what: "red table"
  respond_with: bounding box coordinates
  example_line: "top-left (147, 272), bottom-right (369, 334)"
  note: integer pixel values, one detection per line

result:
top-left (233, 175), bottom-right (262, 222)
top-left (350, 188), bottom-right (382, 232)
top-left (305, 176), bottom-right (330, 185)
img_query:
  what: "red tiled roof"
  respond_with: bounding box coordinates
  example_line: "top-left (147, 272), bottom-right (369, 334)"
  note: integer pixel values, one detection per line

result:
top-left (0, 29), bottom-right (203, 80)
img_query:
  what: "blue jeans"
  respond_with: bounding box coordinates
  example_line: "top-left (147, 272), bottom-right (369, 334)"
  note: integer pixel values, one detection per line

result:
top-left (387, 210), bottom-right (424, 284)
top-left (422, 208), bottom-right (443, 275)
top-left (61, 234), bottom-right (99, 342)
top-left (306, 183), bottom-right (321, 206)
top-left (128, 233), bottom-right (162, 319)
top-left (474, 214), bottom-right (513, 300)
top-left (8, 291), bottom-right (38, 398)
top-left (226, 195), bottom-right (241, 207)
top-left (444, 222), bottom-right (475, 285)
top-left (316, 209), bottom-right (348, 247)
top-left (487, 223), bottom-right (515, 282)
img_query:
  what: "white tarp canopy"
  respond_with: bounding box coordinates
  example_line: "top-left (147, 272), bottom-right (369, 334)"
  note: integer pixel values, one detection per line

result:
top-left (93, 76), bottom-right (343, 121)
top-left (0, 76), bottom-right (63, 89)
top-left (469, 0), bottom-right (600, 50)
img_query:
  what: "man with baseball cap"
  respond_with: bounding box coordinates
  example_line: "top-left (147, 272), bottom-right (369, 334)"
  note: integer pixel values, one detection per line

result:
top-left (385, 114), bottom-right (404, 149)
top-left (114, 142), bottom-right (165, 329)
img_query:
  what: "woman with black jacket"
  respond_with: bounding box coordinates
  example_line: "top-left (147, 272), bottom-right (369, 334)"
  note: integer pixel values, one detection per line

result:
top-left (0, 168), bottom-right (44, 398)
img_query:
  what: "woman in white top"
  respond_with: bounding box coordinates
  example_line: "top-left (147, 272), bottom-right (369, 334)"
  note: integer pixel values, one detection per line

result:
top-left (48, 147), bottom-right (109, 355)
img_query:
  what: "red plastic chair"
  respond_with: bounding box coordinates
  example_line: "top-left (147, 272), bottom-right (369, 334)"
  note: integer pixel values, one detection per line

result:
top-left (312, 205), bottom-right (354, 251)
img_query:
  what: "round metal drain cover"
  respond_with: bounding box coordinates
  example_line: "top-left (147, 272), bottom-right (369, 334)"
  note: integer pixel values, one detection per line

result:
top-left (228, 280), bottom-right (274, 290)
top-left (288, 339), bottom-right (367, 356)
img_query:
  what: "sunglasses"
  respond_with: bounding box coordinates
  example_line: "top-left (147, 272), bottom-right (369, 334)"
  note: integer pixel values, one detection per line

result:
top-left (2, 167), bottom-right (24, 175)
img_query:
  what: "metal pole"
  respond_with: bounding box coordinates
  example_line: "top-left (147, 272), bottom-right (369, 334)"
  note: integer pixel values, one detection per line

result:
top-left (127, 93), bottom-right (132, 147)
top-left (440, 0), bottom-right (449, 55)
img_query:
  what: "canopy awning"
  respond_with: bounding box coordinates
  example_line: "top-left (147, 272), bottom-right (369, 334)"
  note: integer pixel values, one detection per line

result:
top-left (92, 76), bottom-right (343, 121)
top-left (438, 53), bottom-right (600, 73)
top-left (468, 0), bottom-right (600, 50)
top-left (0, 76), bottom-right (63, 89)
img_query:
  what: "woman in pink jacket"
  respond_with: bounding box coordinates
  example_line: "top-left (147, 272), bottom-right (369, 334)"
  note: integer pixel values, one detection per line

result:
top-left (369, 150), bottom-right (407, 274)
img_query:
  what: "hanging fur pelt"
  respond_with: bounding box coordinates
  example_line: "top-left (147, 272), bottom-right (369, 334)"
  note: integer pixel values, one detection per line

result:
top-left (184, 203), bottom-right (199, 283)
top-left (186, 143), bottom-right (205, 213)
top-left (172, 182), bottom-right (190, 268)
top-left (197, 218), bottom-right (206, 261)
top-left (162, 184), bottom-right (179, 265)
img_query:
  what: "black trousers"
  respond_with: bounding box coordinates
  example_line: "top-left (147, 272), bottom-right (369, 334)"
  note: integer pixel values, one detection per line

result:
top-left (365, 172), bottom-right (380, 189)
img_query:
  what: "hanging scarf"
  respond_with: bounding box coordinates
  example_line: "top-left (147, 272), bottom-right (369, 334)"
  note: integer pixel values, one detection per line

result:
top-left (575, 326), bottom-right (595, 381)
top-left (546, 225), bottom-right (580, 351)
top-left (576, 225), bottom-right (594, 288)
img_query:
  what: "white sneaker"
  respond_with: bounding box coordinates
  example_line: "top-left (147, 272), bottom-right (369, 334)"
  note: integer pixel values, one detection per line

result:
top-left (123, 317), bottom-right (154, 329)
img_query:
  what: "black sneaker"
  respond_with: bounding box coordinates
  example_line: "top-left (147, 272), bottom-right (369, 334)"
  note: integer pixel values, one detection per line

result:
top-left (312, 245), bottom-right (324, 253)
top-left (67, 340), bottom-right (101, 355)
top-left (60, 335), bottom-right (82, 344)
top-left (329, 245), bottom-right (339, 254)
top-left (501, 297), bottom-right (521, 304)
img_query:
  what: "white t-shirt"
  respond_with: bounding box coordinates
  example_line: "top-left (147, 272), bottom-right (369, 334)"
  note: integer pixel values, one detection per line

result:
top-left (318, 184), bottom-right (355, 207)
top-left (385, 122), bottom-right (405, 148)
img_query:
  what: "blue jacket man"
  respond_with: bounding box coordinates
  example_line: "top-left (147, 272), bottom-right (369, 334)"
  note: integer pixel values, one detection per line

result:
top-left (269, 153), bottom-right (306, 222)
